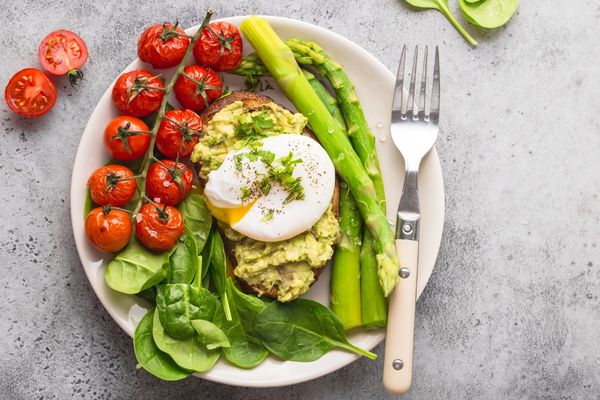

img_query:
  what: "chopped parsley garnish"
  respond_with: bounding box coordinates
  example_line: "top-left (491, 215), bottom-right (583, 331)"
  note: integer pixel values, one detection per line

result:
top-left (262, 209), bottom-right (274, 222)
top-left (234, 112), bottom-right (274, 143)
top-left (235, 146), bottom-right (305, 208)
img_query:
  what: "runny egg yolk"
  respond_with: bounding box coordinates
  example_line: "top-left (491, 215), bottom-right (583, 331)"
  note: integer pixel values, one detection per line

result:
top-left (206, 198), bottom-right (259, 226)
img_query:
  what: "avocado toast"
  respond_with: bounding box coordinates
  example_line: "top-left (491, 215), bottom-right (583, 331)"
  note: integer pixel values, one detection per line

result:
top-left (191, 91), bottom-right (340, 302)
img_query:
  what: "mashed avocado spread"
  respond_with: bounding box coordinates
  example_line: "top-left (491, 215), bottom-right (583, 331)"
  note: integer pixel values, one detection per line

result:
top-left (191, 101), bottom-right (340, 302)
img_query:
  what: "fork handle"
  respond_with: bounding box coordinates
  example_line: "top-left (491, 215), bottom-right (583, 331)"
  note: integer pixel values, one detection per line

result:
top-left (383, 238), bottom-right (419, 395)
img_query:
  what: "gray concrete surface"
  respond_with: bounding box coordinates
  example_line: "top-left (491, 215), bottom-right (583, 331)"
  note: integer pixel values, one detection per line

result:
top-left (1, 0), bottom-right (599, 399)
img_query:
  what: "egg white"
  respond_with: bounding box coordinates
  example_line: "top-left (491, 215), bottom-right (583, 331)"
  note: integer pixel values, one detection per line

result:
top-left (204, 134), bottom-right (335, 242)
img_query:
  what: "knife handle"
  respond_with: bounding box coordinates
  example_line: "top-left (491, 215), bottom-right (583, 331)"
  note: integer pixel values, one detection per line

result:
top-left (383, 238), bottom-right (419, 395)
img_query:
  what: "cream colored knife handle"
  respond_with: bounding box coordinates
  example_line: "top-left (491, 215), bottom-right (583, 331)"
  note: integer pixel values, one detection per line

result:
top-left (383, 238), bottom-right (419, 395)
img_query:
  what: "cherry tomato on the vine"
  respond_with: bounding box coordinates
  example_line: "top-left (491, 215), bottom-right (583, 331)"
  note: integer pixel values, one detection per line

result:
top-left (85, 206), bottom-right (132, 253)
top-left (193, 22), bottom-right (243, 72)
top-left (104, 115), bottom-right (151, 161)
top-left (4, 68), bottom-right (57, 118)
top-left (87, 164), bottom-right (137, 206)
top-left (146, 160), bottom-right (192, 206)
top-left (135, 203), bottom-right (184, 252)
top-left (156, 109), bottom-right (202, 158)
top-left (173, 65), bottom-right (222, 113)
top-left (38, 30), bottom-right (88, 86)
top-left (138, 22), bottom-right (190, 69)
top-left (112, 69), bottom-right (164, 117)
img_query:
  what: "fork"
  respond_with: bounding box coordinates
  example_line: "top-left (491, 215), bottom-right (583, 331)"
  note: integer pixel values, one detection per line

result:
top-left (383, 45), bottom-right (440, 395)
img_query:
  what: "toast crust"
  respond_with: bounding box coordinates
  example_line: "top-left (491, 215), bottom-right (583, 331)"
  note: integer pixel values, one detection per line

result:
top-left (198, 91), bottom-right (339, 299)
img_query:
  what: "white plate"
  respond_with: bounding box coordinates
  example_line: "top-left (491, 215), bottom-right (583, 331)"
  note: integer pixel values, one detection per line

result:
top-left (70, 15), bottom-right (445, 387)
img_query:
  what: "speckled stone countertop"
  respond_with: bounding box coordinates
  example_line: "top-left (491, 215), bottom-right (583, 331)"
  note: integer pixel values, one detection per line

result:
top-left (1, 0), bottom-right (599, 399)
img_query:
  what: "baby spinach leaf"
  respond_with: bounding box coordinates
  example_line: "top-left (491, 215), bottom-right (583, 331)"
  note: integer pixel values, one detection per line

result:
top-left (152, 308), bottom-right (220, 372)
top-left (137, 286), bottom-right (157, 305)
top-left (405, 0), bottom-right (478, 46)
top-left (105, 240), bottom-right (171, 294)
top-left (200, 231), bottom-right (213, 280)
top-left (208, 230), bottom-right (232, 320)
top-left (458, 0), bottom-right (519, 29)
top-left (156, 284), bottom-right (217, 340)
top-left (191, 319), bottom-right (230, 350)
top-left (214, 279), bottom-right (269, 369)
top-left (133, 308), bottom-right (191, 381)
top-left (167, 229), bottom-right (199, 285)
top-left (180, 191), bottom-right (212, 253)
top-left (255, 299), bottom-right (377, 362)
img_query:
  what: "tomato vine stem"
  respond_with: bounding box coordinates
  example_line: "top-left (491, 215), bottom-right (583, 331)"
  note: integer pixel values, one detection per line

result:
top-left (131, 8), bottom-right (214, 232)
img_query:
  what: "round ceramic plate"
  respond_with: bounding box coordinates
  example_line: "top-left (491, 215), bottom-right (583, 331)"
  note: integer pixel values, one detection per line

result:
top-left (70, 15), bottom-right (445, 387)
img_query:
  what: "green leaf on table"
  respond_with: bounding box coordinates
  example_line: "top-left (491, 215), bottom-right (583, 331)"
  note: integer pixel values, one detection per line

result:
top-left (152, 309), bottom-right (220, 372)
top-left (405, 0), bottom-right (478, 46)
top-left (458, 0), bottom-right (519, 29)
top-left (255, 299), bottom-right (377, 362)
top-left (179, 191), bottom-right (212, 253)
top-left (214, 279), bottom-right (269, 369)
top-left (105, 240), bottom-right (171, 294)
top-left (167, 228), bottom-right (199, 285)
top-left (133, 308), bottom-right (191, 381)
top-left (156, 284), bottom-right (217, 340)
top-left (191, 319), bottom-right (230, 350)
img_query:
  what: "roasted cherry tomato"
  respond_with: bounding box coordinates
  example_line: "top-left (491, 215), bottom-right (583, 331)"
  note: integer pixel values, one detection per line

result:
top-left (156, 109), bottom-right (202, 158)
top-left (85, 206), bottom-right (132, 253)
top-left (4, 68), bottom-right (57, 118)
top-left (135, 203), bottom-right (184, 252)
top-left (146, 160), bottom-right (192, 206)
top-left (173, 65), bottom-right (222, 112)
top-left (193, 22), bottom-right (243, 71)
top-left (112, 69), bottom-right (164, 117)
top-left (87, 165), bottom-right (137, 206)
top-left (138, 22), bottom-right (190, 69)
top-left (38, 30), bottom-right (88, 86)
top-left (103, 115), bottom-right (151, 161)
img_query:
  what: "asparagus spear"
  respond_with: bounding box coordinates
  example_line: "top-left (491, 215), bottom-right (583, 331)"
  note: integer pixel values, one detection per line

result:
top-left (306, 68), bottom-right (386, 328)
top-left (330, 182), bottom-right (363, 330)
top-left (360, 230), bottom-right (388, 328)
top-left (240, 16), bottom-right (399, 296)
top-left (302, 69), bottom-right (345, 128)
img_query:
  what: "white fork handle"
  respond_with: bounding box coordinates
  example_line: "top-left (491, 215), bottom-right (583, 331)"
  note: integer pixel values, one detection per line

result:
top-left (383, 238), bottom-right (419, 395)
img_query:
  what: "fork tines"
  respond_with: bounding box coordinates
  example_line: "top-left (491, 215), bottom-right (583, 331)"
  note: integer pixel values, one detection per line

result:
top-left (392, 45), bottom-right (440, 123)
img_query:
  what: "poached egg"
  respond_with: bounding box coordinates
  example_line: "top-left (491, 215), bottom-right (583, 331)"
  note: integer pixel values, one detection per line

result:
top-left (204, 134), bottom-right (335, 242)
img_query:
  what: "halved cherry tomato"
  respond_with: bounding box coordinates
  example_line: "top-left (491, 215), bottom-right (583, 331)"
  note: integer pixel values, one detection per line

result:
top-left (193, 22), bottom-right (243, 71)
top-left (104, 115), bottom-right (151, 161)
top-left (156, 109), bottom-right (202, 158)
top-left (173, 65), bottom-right (222, 112)
top-left (85, 206), bottom-right (132, 253)
top-left (112, 69), bottom-right (164, 117)
top-left (138, 22), bottom-right (190, 69)
top-left (136, 203), bottom-right (184, 252)
top-left (38, 30), bottom-right (88, 86)
top-left (4, 68), bottom-right (57, 118)
top-left (146, 160), bottom-right (192, 206)
top-left (87, 165), bottom-right (137, 206)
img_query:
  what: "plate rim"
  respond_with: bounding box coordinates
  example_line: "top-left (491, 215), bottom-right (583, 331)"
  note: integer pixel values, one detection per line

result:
top-left (70, 14), bottom-right (445, 387)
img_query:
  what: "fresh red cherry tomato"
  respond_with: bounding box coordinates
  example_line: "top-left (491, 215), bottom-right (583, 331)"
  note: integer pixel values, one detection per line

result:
top-left (173, 65), bottom-right (222, 112)
top-left (112, 69), bottom-right (164, 117)
top-left (103, 115), bottom-right (151, 161)
top-left (87, 165), bottom-right (137, 206)
top-left (156, 109), bottom-right (202, 158)
top-left (85, 206), bottom-right (132, 253)
top-left (38, 30), bottom-right (88, 86)
top-left (146, 160), bottom-right (192, 206)
top-left (193, 22), bottom-right (243, 71)
top-left (4, 68), bottom-right (57, 118)
top-left (135, 203), bottom-right (184, 252)
top-left (137, 22), bottom-right (190, 69)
